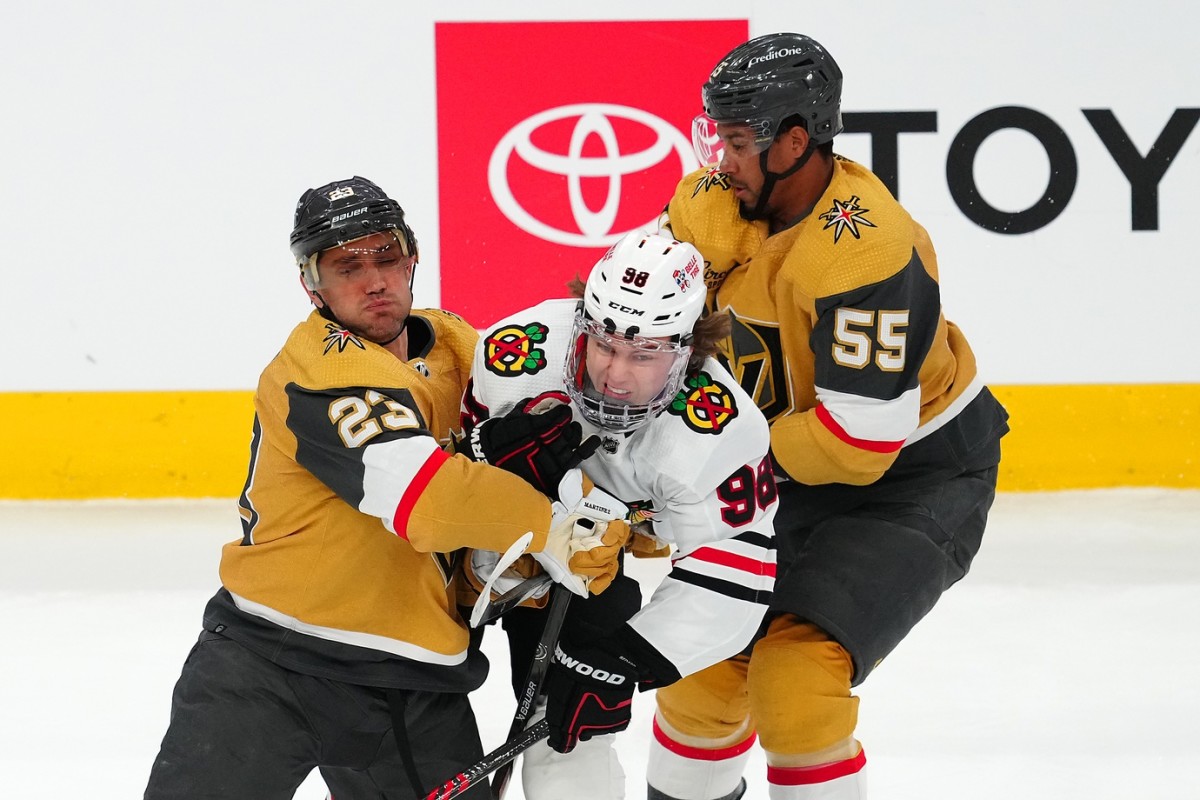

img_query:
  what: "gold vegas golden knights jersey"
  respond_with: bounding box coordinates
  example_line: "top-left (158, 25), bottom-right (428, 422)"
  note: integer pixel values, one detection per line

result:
top-left (204, 309), bottom-right (557, 691)
top-left (665, 158), bottom-right (1008, 490)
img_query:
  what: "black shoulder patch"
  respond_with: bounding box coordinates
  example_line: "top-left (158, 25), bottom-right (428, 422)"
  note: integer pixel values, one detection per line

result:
top-left (812, 251), bottom-right (940, 400)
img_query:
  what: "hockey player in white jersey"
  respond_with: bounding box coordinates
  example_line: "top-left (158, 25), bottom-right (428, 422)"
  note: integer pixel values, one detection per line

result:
top-left (461, 231), bottom-right (779, 800)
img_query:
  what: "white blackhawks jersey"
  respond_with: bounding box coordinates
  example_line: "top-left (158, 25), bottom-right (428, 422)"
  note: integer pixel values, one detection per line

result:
top-left (465, 298), bottom-right (778, 678)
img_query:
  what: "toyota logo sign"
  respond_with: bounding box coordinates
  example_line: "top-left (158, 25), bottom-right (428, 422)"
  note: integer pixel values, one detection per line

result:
top-left (488, 103), bottom-right (698, 247)
top-left (436, 19), bottom-right (748, 326)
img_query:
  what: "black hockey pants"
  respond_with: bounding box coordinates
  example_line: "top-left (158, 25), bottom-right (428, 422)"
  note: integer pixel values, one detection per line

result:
top-left (144, 629), bottom-right (490, 799)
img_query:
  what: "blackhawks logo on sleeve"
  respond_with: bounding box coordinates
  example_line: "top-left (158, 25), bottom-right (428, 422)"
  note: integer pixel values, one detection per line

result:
top-left (484, 322), bottom-right (549, 376)
top-left (667, 371), bottom-right (738, 434)
top-left (626, 500), bottom-right (657, 526)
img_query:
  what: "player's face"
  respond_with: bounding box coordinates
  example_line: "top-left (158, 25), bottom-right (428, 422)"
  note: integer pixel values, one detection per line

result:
top-left (715, 122), bottom-right (769, 204)
top-left (314, 231), bottom-right (414, 344)
top-left (715, 122), bottom-right (801, 215)
top-left (584, 335), bottom-right (677, 406)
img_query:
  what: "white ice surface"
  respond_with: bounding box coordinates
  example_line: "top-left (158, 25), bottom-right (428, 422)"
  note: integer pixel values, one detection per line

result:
top-left (1, 489), bottom-right (1197, 799)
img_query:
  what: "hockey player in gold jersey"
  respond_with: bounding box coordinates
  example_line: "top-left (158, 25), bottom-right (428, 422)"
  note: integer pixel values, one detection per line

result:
top-left (144, 177), bottom-right (627, 799)
top-left (648, 35), bottom-right (1011, 800)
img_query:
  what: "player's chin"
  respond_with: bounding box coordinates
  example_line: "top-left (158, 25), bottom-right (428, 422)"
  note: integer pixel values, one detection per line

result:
top-left (354, 316), bottom-right (406, 345)
top-left (735, 186), bottom-right (760, 204)
top-left (737, 198), bottom-right (766, 221)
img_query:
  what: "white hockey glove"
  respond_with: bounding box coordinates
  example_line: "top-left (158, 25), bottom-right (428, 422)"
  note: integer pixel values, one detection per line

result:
top-left (533, 469), bottom-right (631, 597)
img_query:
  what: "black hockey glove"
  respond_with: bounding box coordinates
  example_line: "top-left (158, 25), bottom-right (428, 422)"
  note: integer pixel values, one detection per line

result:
top-left (464, 400), bottom-right (599, 501)
top-left (543, 625), bottom-right (681, 754)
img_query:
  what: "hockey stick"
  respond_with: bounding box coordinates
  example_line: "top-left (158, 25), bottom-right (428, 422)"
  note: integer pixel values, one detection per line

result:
top-left (426, 585), bottom-right (571, 800)
top-left (424, 720), bottom-right (549, 800)
top-left (490, 583), bottom-right (572, 799)
top-left (470, 572), bottom-right (554, 628)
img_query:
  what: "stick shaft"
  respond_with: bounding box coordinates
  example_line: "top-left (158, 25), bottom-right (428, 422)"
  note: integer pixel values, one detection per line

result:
top-left (472, 573), bottom-right (555, 628)
top-left (491, 585), bottom-right (572, 799)
top-left (423, 721), bottom-right (549, 800)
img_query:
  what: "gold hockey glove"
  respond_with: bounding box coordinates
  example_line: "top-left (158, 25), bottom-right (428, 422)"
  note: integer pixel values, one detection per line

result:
top-left (533, 469), bottom-right (630, 597)
top-left (626, 521), bottom-right (671, 559)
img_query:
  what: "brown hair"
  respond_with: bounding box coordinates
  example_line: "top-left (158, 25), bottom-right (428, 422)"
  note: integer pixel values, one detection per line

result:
top-left (688, 308), bottom-right (730, 370)
top-left (566, 275), bottom-right (729, 371)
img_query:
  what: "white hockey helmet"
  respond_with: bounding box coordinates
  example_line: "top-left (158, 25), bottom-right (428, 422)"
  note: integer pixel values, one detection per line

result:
top-left (564, 231), bottom-right (707, 432)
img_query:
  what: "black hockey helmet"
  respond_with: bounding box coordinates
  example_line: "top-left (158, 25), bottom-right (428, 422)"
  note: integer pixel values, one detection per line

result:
top-left (700, 32), bottom-right (843, 150)
top-left (290, 176), bottom-right (417, 289)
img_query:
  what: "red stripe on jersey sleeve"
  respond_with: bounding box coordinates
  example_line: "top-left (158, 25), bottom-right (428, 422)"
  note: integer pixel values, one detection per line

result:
top-left (682, 546), bottom-right (777, 578)
top-left (815, 403), bottom-right (904, 454)
top-left (653, 717), bottom-right (757, 761)
top-left (392, 447), bottom-right (451, 540)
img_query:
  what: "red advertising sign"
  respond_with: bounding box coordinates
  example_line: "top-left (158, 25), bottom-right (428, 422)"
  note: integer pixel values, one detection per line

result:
top-left (435, 19), bottom-right (748, 327)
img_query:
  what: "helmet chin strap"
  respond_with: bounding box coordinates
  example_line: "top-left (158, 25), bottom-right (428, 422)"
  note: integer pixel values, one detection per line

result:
top-left (374, 320), bottom-right (406, 348)
top-left (740, 142), bottom-right (816, 222)
top-left (312, 293), bottom-right (339, 324)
